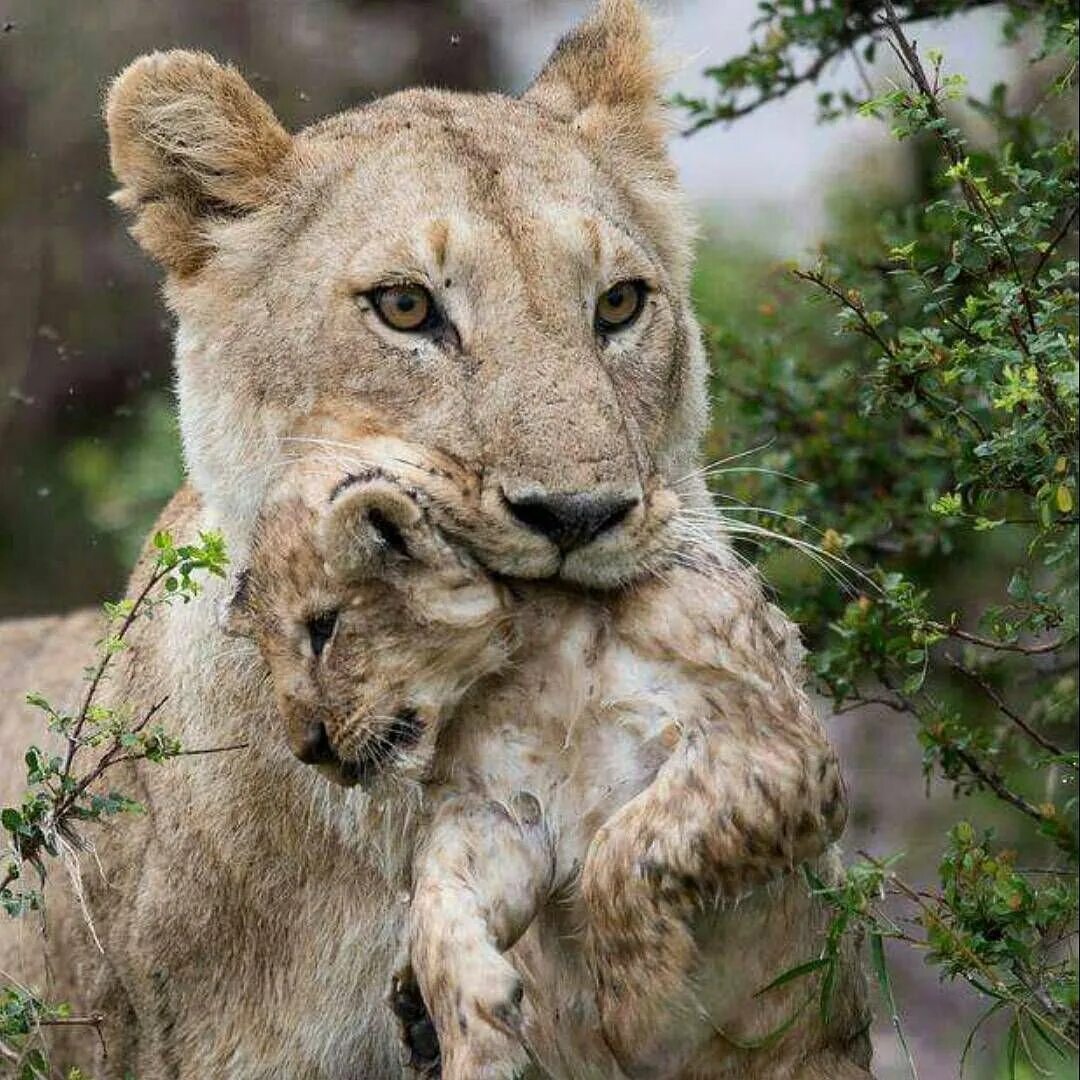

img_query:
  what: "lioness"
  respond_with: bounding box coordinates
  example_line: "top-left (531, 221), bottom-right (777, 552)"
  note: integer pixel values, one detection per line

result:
top-left (0, 1), bottom-right (870, 1076)
top-left (224, 442), bottom-right (862, 1079)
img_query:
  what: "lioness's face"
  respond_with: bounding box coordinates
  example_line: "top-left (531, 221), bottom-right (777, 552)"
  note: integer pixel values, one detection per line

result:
top-left (107, 0), bottom-right (706, 587)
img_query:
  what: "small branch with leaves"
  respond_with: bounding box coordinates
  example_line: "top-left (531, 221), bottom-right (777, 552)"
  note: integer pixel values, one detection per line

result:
top-left (0, 529), bottom-right (234, 1067)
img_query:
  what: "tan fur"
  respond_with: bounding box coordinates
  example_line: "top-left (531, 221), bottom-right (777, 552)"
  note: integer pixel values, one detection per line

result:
top-left (0, 3), bottom-right (870, 1076)
top-left (103, 1), bottom-right (706, 585)
top-left (228, 445), bottom-right (869, 1079)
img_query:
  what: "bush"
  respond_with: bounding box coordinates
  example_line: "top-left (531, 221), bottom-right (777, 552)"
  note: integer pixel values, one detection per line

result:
top-left (685, 0), bottom-right (1078, 1072)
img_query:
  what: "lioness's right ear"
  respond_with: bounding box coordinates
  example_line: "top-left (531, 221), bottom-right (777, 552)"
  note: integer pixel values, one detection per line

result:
top-left (105, 51), bottom-right (292, 276)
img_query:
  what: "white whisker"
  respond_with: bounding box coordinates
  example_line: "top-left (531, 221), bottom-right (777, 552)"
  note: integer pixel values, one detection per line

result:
top-left (669, 439), bottom-right (777, 487)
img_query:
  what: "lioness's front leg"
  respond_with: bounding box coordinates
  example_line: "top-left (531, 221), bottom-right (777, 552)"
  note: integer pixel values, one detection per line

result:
top-left (408, 792), bottom-right (554, 1080)
top-left (583, 719), bottom-right (846, 1077)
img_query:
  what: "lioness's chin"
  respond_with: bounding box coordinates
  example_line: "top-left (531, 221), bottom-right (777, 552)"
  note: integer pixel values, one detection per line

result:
top-left (559, 548), bottom-right (654, 589)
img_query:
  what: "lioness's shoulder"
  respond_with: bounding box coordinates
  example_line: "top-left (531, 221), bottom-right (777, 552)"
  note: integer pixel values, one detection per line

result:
top-left (0, 609), bottom-right (104, 802)
top-left (141, 483), bottom-right (204, 551)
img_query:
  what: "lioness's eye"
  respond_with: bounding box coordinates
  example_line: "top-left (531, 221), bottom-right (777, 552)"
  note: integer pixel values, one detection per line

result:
top-left (595, 280), bottom-right (646, 334)
top-left (369, 284), bottom-right (440, 333)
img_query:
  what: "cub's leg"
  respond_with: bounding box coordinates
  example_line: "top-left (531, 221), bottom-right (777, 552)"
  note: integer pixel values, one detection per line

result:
top-left (407, 792), bottom-right (554, 1080)
top-left (583, 719), bottom-right (846, 1077)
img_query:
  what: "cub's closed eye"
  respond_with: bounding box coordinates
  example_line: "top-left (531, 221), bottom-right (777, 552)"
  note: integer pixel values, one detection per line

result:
top-left (595, 279), bottom-right (647, 334)
top-left (367, 283), bottom-right (442, 333)
top-left (307, 611), bottom-right (339, 658)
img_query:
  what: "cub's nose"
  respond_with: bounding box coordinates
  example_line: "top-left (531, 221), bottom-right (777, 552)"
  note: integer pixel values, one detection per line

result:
top-left (293, 721), bottom-right (339, 766)
top-left (504, 488), bottom-right (640, 553)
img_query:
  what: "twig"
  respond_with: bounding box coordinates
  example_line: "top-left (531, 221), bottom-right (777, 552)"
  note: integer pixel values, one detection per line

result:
top-left (40, 1010), bottom-right (107, 1056)
top-left (941, 625), bottom-right (1069, 655)
top-left (61, 567), bottom-right (166, 782)
top-left (945, 654), bottom-right (1068, 758)
top-left (877, 675), bottom-right (1059, 831)
top-left (1029, 204), bottom-right (1079, 286)
top-left (109, 742), bottom-right (249, 766)
top-left (953, 746), bottom-right (1050, 828)
top-left (833, 695), bottom-right (913, 715)
top-left (39, 1014), bottom-right (103, 1028)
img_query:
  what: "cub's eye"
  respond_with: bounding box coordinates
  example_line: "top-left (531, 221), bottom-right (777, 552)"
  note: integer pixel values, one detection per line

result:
top-left (307, 611), bottom-right (339, 658)
top-left (369, 284), bottom-right (440, 333)
top-left (595, 280), bottom-right (647, 334)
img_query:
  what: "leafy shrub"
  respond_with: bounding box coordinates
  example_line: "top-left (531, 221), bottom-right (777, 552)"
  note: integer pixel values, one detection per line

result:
top-left (685, 0), bottom-right (1078, 1072)
top-left (0, 531), bottom-right (227, 1074)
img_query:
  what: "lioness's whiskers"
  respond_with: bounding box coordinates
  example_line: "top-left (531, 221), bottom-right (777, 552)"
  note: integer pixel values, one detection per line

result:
top-left (669, 439), bottom-right (776, 488)
top-left (668, 499), bottom-right (872, 595)
top-left (690, 464), bottom-right (815, 486)
top-left (680, 503), bottom-right (821, 534)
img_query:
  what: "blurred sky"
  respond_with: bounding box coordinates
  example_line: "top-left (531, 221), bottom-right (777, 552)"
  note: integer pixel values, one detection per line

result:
top-left (488, 0), bottom-right (1014, 250)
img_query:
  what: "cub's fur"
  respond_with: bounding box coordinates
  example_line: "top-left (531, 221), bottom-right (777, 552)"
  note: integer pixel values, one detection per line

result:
top-left (226, 441), bottom-right (868, 1079)
top-left (0, 2), bottom-right (870, 1076)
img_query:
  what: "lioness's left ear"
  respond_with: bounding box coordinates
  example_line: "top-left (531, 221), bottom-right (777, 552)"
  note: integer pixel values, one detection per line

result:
top-left (524, 0), bottom-right (669, 164)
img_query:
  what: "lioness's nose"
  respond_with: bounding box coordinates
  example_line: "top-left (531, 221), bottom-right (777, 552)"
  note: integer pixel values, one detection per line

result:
top-left (504, 489), bottom-right (639, 552)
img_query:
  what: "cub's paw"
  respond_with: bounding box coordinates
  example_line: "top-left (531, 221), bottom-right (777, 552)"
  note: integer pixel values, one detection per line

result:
top-left (389, 965), bottom-right (441, 1077)
top-left (441, 1034), bottom-right (532, 1080)
top-left (440, 957), bottom-right (531, 1080)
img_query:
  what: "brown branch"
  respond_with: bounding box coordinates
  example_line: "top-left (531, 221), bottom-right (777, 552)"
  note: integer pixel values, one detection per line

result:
top-left (953, 746), bottom-right (1053, 826)
top-left (876, 675), bottom-right (1060, 831)
top-left (1030, 204), bottom-right (1079, 286)
top-left (40, 1011), bottom-right (108, 1057)
top-left (794, 268), bottom-right (990, 441)
top-left (109, 742), bottom-right (249, 767)
top-left (39, 1014), bottom-right (103, 1028)
top-left (792, 269), bottom-right (897, 357)
top-left (833, 695), bottom-right (913, 715)
top-left (941, 624), bottom-right (1070, 655)
top-left (61, 566), bottom-right (166, 782)
top-left (945, 654), bottom-right (1069, 758)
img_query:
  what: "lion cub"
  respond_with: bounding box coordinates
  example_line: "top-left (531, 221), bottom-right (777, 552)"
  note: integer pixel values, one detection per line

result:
top-left (226, 446), bottom-right (851, 1080)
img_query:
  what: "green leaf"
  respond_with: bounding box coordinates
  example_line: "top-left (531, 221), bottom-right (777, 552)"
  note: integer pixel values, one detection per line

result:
top-left (754, 956), bottom-right (831, 997)
top-left (870, 934), bottom-right (918, 1080)
top-left (711, 995), bottom-right (812, 1051)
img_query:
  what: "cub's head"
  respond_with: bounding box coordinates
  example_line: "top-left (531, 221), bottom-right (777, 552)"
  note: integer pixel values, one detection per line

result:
top-left (106, 0), bottom-right (705, 587)
top-left (225, 458), bottom-right (514, 788)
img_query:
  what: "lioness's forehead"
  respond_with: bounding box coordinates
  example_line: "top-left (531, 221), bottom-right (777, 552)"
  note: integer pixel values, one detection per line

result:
top-left (295, 90), bottom-right (648, 256)
top-left (304, 89), bottom-right (591, 185)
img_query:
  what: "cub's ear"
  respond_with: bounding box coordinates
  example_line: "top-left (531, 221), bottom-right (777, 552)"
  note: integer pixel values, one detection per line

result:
top-left (321, 479), bottom-right (426, 584)
top-left (105, 50), bottom-right (292, 276)
top-left (524, 0), bottom-right (669, 164)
